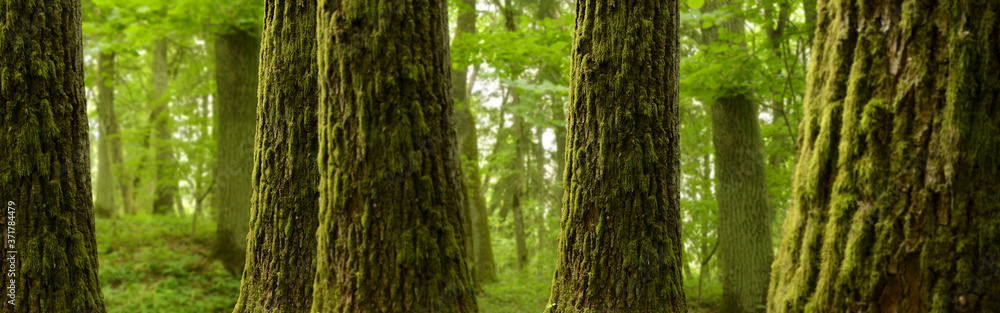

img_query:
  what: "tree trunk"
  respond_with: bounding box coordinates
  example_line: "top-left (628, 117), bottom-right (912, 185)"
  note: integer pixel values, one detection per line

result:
top-left (544, 0), bottom-right (685, 311)
top-left (452, 0), bottom-right (497, 286)
top-left (696, 3), bottom-right (774, 312)
top-left (212, 27), bottom-right (259, 276)
top-left (712, 94), bottom-right (773, 313)
top-left (96, 52), bottom-right (136, 215)
top-left (0, 0), bottom-right (107, 310)
top-left (151, 39), bottom-right (177, 215)
top-left (311, 0), bottom-right (478, 311)
top-left (768, 1), bottom-right (1000, 312)
top-left (500, 0), bottom-right (530, 274)
top-left (509, 101), bottom-right (530, 272)
top-left (95, 124), bottom-right (116, 218)
top-left (232, 1), bottom-right (319, 311)
top-left (96, 52), bottom-right (117, 218)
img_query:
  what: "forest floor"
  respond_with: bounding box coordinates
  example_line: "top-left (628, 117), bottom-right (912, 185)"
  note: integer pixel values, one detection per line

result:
top-left (96, 215), bottom-right (721, 312)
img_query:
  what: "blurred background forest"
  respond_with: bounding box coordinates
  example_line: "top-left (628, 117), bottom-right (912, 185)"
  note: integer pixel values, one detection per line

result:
top-left (83, 0), bottom-right (812, 311)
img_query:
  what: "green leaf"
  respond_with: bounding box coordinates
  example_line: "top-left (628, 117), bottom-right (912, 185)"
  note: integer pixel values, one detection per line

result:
top-left (688, 0), bottom-right (705, 10)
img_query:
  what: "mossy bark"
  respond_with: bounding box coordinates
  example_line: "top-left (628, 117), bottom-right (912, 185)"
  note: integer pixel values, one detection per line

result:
top-left (213, 27), bottom-right (260, 276)
top-left (151, 39), bottom-right (176, 215)
top-left (311, 0), bottom-right (478, 311)
top-left (768, 1), bottom-right (1000, 312)
top-left (0, 0), bottom-right (107, 311)
top-left (452, 0), bottom-right (498, 286)
top-left (544, 0), bottom-right (685, 311)
top-left (231, 1), bottom-right (319, 312)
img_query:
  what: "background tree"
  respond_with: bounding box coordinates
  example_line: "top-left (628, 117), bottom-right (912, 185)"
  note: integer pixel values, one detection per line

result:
top-left (232, 0), bottom-right (319, 311)
top-left (696, 2), bottom-right (773, 312)
top-left (0, 0), bottom-right (107, 311)
top-left (544, 0), bottom-right (686, 311)
top-left (769, 0), bottom-right (1000, 312)
top-left (452, 0), bottom-right (498, 286)
top-left (96, 51), bottom-right (119, 218)
top-left (310, 0), bottom-right (479, 311)
top-left (212, 25), bottom-right (260, 276)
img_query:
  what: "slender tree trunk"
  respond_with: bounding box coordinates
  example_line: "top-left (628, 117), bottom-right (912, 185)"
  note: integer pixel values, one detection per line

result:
top-left (769, 1), bottom-right (1000, 312)
top-left (544, 0), bottom-right (685, 311)
top-left (151, 39), bottom-right (176, 215)
top-left (96, 52), bottom-right (119, 218)
top-left (95, 124), bottom-right (116, 218)
top-left (696, 3), bottom-right (774, 312)
top-left (712, 93), bottom-right (773, 313)
top-left (511, 100), bottom-right (529, 272)
top-left (232, 1), bottom-right (319, 311)
top-left (96, 51), bottom-right (136, 215)
top-left (452, 0), bottom-right (497, 286)
top-left (500, 0), bottom-right (531, 273)
top-left (311, 0), bottom-right (478, 311)
top-left (0, 0), bottom-right (107, 310)
top-left (212, 27), bottom-right (259, 276)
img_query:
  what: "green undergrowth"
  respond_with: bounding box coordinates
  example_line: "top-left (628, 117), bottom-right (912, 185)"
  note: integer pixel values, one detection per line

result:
top-left (96, 214), bottom-right (241, 313)
top-left (94, 214), bottom-right (722, 312)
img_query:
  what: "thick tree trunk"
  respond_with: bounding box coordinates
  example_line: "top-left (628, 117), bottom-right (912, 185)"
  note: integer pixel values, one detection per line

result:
top-left (311, 0), bottom-right (478, 311)
top-left (232, 1), bottom-right (319, 311)
top-left (0, 0), bottom-right (107, 311)
top-left (452, 0), bottom-right (497, 286)
top-left (544, 0), bottom-right (685, 311)
top-left (213, 28), bottom-right (259, 276)
top-left (151, 39), bottom-right (177, 215)
top-left (768, 1), bottom-right (1000, 312)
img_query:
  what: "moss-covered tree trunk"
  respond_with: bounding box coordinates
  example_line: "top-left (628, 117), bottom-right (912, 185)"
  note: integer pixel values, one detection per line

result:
top-left (768, 1), bottom-right (1000, 312)
top-left (452, 0), bottom-right (498, 286)
top-left (151, 39), bottom-right (177, 215)
top-left (311, 0), bottom-right (478, 311)
top-left (213, 28), bottom-right (259, 276)
top-left (544, 0), bottom-right (685, 311)
top-left (0, 0), bottom-right (107, 311)
top-left (232, 0), bottom-right (319, 311)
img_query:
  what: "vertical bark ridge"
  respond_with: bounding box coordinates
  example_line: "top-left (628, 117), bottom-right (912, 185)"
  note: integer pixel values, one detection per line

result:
top-left (769, 1), bottom-right (1000, 312)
